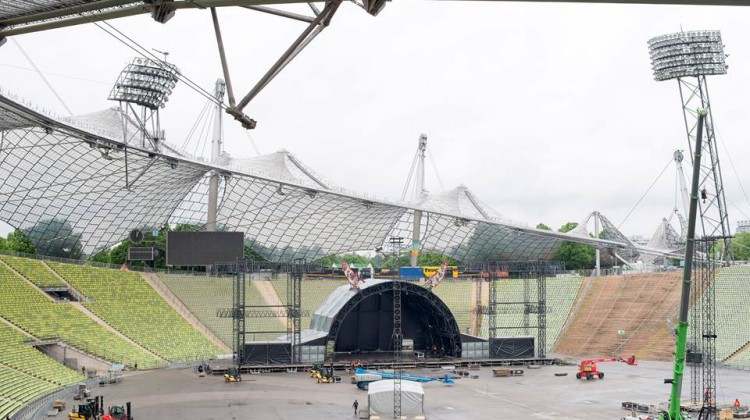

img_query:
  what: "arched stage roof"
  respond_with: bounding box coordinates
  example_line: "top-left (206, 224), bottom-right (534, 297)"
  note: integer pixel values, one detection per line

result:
top-left (0, 93), bottom-right (642, 262)
top-left (307, 279), bottom-right (463, 358)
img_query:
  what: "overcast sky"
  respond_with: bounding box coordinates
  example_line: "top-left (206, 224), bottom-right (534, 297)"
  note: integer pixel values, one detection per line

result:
top-left (2, 1), bottom-right (750, 239)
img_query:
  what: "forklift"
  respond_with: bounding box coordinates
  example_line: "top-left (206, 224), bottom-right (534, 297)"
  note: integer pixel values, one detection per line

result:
top-left (224, 366), bottom-right (242, 382)
top-left (69, 396), bottom-right (133, 420)
top-left (102, 402), bottom-right (133, 420)
top-left (68, 396), bottom-right (102, 420)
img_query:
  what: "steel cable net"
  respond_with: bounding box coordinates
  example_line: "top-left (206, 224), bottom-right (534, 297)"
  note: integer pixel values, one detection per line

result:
top-left (0, 1), bottom-right (131, 22)
top-left (1, 93), bottom-right (628, 262)
top-left (0, 126), bottom-right (207, 257)
top-left (570, 212), bottom-right (641, 262)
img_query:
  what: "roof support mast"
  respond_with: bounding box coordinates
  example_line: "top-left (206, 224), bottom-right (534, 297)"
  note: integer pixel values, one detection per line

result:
top-left (411, 134), bottom-right (428, 267)
top-left (207, 79), bottom-right (226, 232)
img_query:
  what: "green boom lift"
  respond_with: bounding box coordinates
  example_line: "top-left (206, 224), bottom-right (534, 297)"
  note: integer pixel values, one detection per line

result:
top-left (662, 108), bottom-right (707, 420)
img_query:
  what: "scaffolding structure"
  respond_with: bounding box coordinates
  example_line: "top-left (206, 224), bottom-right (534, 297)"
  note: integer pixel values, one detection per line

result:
top-left (392, 279), bottom-right (403, 419)
top-left (288, 259), bottom-right (304, 364)
top-left (221, 260), bottom-right (305, 369)
top-left (688, 238), bottom-right (720, 419)
top-left (486, 261), bottom-right (554, 358)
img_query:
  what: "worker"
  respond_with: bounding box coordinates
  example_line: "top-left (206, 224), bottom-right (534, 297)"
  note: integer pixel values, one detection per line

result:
top-left (735, 399), bottom-right (742, 408)
top-left (704, 389), bottom-right (713, 406)
top-left (352, 399), bottom-right (359, 416)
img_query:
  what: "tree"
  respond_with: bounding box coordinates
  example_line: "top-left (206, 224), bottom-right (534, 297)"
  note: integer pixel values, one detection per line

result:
top-left (536, 223), bottom-right (551, 231)
top-left (22, 218), bottom-right (82, 259)
top-left (6, 230), bottom-right (37, 254)
top-left (89, 249), bottom-right (111, 264)
top-left (558, 222), bottom-right (579, 234)
top-left (417, 252), bottom-right (460, 267)
top-left (554, 222), bottom-right (595, 270)
top-left (109, 240), bottom-right (130, 266)
top-left (0, 236), bottom-right (6, 251)
top-left (730, 232), bottom-right (750, 261)
top-left (381, 254), bottom-right (410, 269)
top-left (244, 245), bottom-right (266, 261)
top-left (554, 241), bottom-right (596, 270)
top-left (313, 253), bottom-right (370, 267)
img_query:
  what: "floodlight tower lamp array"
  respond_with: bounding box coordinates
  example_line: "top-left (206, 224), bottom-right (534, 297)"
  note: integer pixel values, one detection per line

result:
top-left (108, 57), bottom-right (181, 110)
top-left (107, 57), bottom-right (181, 154)
top-left (648, 31), bottom-right (727, 81)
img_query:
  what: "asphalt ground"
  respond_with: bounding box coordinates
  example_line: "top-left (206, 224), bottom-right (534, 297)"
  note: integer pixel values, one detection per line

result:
top-left (56, 360), bottom-right (750, 420)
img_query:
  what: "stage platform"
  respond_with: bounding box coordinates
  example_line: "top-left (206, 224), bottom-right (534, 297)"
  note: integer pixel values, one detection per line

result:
top-left (210, 357), bottom-right (562, 375)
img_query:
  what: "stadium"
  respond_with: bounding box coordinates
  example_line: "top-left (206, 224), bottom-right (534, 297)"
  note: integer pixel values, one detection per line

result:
top-left (2, 1), bottom-right (750, 420)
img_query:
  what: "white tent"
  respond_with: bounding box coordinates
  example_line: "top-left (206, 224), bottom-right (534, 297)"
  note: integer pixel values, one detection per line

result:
top-left (368, 380), bottom-right (424, 416)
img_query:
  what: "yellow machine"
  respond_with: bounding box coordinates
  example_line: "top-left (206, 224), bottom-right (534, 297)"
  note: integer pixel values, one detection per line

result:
top-left (309, 364), bottom-right (321, 378)
top-left (68, 396), bottom-right (102, 420)
top-left (224, 366), bottom-right (241, 382)
top-left (313, 366), bottom-right (336, 383)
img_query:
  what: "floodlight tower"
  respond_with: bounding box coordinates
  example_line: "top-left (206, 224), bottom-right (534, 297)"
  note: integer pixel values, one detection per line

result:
top-left (648, 31), bottom-right (731, 258)
top-left (109, 57), bottom-right (181, 151)
top-left (648, 30), bottom-right (730, 420)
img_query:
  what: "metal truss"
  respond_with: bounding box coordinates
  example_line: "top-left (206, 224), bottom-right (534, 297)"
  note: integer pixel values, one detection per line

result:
top-left (677, 76), bottom-right (731, 259)
top-left (221, 260), bottom-right (305, 366)
top-left (233, 258), bottom-right (247, 369)
top-left (486, 261), bottom-right (552, 358)
top-left (392, 279), bottom-right (402, 419)
top-left (688, 238), bottom-right (719, 419)
top-left (289, 259), bottom-right (304, 363)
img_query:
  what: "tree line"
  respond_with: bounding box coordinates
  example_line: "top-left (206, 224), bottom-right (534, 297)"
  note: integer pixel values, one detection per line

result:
top-left (6, 220), bottom-right (749, 269)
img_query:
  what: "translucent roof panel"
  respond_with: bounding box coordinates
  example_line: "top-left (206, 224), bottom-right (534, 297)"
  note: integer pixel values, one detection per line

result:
top-left (0, 94), bottom-right (210, 257)
top-left (224, 150), bottom-right (331, 190)
top-left (389, 210), bottom-right (569, 262)
top-left (0, 125), bottom-right (208, 256)
top-left (216, 176), bottom-right (406, 261)
top-left (417, 185), bottom-right (501, 221)
top-left (0, 93), bottom-right (636, 263)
